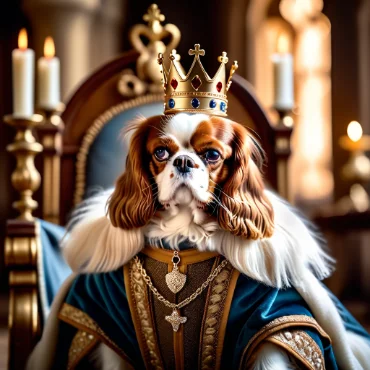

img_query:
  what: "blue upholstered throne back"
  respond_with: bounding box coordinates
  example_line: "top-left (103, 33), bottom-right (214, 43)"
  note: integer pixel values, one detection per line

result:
top-left (39, 101), bottom-right (164, 318)
top-left (84, 102), bottom-right (163, 194)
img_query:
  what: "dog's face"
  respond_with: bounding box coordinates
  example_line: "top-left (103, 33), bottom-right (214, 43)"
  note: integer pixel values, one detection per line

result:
top-left (147, 114), bottom-right (233, 206)
top-left (108, 113), bottom-right (274, 240)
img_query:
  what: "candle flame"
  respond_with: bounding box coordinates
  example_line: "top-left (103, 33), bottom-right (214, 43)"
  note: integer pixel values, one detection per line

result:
top-left (347, 121), bottom-right (363, 142)
top-left (18, 28), bottom-right (28, 50)
top-left (44, 36), bottom-right (55, 58)
top-left (277, 33), bottom-right (290, 54)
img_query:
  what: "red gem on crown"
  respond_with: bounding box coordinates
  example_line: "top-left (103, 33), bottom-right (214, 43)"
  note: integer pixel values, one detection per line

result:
top-left (216, 82), bottom-right (223, 93)
top-left (191, 75), bottom-right (202, 90)
top-left (171, 78), bottom-right (178, 90)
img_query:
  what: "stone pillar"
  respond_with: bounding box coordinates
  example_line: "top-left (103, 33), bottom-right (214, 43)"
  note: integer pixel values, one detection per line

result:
top-left (91, 0), bottom-right (126, 71)
top-left (23, 0), bottom-right (101, 100)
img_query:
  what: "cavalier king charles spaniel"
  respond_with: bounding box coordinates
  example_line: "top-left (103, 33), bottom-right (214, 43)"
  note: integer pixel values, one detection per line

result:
top-left (60, 113), bottom-right (369, 370)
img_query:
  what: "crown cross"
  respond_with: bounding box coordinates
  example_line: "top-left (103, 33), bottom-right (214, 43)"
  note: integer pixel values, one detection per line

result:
top-left (218, 52), bottom-right (229, 64)
top-left (143, 4), bottom-right (165, 25)
top-left (189, 44), bottom-right (205, 58)
top-left (170, 49), bottom-right (181, 61)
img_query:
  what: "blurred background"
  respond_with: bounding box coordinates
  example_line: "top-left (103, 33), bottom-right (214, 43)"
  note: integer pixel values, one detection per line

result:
top-left (1, 0), bottom-right (370, 368)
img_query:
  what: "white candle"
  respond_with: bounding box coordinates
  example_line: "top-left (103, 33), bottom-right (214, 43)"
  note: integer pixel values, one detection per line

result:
top-left (272, 34), bottom-right (294, 110)
top-left (12, 28), bottom-right (35, 117)
top-left (38, 37), bottom-right (60, 110)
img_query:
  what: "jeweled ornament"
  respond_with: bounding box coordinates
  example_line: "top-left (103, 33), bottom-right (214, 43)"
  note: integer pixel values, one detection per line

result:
top-left (165, 251), bottom-right (186, 293)
top-left (216, 81), bottom-right (223, 92)
top-left (168, 98), bottom-right (175, 109)
top-left (165, 309), bottom-right (187, 332)
top-left (220, 101), bottom-right (226, 112)
top-left (170, 78), bottom-right (178, 90)
top-left (209, 99), bottom-right (216, 109)
top-left (191, 75), bottom-right (202, 90)
top-left (191, 98), bottom-right (200, 108)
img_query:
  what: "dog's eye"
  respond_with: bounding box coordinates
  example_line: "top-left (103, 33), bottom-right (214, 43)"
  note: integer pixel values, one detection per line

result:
top-left (154, 148), bottom-right (169, 161)
top-left (205, 150), bottom-right (221, 162)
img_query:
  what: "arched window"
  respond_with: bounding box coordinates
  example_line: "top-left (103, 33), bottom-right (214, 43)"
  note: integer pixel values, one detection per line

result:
top-left (247, 0), bottom-right (333, 207)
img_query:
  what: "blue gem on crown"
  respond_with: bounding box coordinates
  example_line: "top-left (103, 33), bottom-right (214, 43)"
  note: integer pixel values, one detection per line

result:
top-left (209, 100), bottom-right (217, 109)
top-left (168, 98), bottom-right (175, 109)
top-left (220, 102), bottom-right (226, 112)
top-left (191, 98), bottom-right (200, 108)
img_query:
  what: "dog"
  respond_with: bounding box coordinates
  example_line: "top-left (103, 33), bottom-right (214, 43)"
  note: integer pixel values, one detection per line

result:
top-left (29, 113), bottom-right (370, 370)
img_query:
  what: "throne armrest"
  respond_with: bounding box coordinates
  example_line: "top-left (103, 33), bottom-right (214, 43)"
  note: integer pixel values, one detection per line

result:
top-left (5, 219), bottom-right (41, 370)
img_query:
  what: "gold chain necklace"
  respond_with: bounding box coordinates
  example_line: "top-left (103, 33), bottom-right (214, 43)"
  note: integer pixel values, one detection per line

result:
top-left (133, 255), bottom-right (228, 332)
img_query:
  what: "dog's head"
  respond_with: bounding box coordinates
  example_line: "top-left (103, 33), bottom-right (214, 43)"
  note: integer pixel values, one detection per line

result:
top-left (108, 113), bottom-right (274, 239)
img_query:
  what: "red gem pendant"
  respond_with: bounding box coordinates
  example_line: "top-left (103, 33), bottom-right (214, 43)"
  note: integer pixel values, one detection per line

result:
top-left (171, 79), bottom-right (178, 90)
top-left (191, 75), bottom-right (202, 90)
top-left (216, 82), bottom-right (223, 92)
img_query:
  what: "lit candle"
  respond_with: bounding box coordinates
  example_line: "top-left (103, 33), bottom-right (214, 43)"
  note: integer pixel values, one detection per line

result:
top-left (272, 34), bottom-right (294, 111)
top-left (12, 28), bottom-right (35, 117)
top-left (37, 37), bottom-right (60, 110)
top-left (339, 121), bottom-right (370, 151)
top-left (347, 121), bottom-right (363, 143)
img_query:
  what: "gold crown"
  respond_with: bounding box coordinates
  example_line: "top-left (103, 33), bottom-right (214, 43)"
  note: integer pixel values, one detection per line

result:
top-left (158, 44), bottom-right (238, 116)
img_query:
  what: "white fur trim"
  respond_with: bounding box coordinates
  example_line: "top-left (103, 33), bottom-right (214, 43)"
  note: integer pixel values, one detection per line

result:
top-left (207, 191), bottom-right (333, 288)
top-left (252, 342), bottom-right (297, 370)
top-left (347, 331), bottom-right (370, 369)
top-left (296, 271), bottom-right (370, 370)
top-left (62, 189), bottom-right (332, 286)
top-left (62, 190), bottom-right (144, 273)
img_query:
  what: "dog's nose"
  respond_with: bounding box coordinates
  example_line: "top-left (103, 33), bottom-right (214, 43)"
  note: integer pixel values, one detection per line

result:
top-left (173, 155), bottom-right (195, 173)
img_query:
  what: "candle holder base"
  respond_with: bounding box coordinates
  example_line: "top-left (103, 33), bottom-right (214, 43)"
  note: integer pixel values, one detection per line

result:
top-left (275, 108), bottom-right (294, 128)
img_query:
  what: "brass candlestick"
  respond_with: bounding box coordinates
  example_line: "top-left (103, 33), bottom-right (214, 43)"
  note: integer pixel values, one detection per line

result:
top-left (4, 114), bottom-right (44, 220)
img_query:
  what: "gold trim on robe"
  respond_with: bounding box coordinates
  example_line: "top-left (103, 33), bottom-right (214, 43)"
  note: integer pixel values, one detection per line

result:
top-left (58, 303), bottom-right (134, 369)
top-left (124, 257), bottom-right (165, 370)
top-left (67, 330), bottom-right (99, 370)
top-left (266, 329), bottom-right (325, 370)
top-left (241, 315), bottom-right (331, 370)
top-left (198, 260), bottom-right (239, 370)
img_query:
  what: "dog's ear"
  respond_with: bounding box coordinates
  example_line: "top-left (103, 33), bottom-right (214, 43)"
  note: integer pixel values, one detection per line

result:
top-left (218, 123), bottom-right (274, 239)
top-left (108, 118), bottom-right (157, 229)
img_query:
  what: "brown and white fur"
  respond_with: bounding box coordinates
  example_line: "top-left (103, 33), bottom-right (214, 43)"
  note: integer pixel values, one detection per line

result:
top-left (56, 114), bottom-right (370, 369)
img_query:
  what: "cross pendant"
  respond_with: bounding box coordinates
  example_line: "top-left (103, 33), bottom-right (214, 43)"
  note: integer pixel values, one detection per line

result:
top-left (165, 309), bottom-right (187, 332)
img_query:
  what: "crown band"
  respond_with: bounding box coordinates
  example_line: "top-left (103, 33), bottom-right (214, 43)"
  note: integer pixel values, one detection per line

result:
top-left (158, 44), bottom-right (238, 117)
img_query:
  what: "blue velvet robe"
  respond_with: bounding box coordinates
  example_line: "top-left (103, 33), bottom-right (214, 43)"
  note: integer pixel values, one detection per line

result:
top-left (55, 263), bottom-right (370, 369)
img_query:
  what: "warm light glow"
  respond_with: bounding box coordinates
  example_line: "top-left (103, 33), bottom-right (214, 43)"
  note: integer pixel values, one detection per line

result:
top-left (277, 33), bottom-right (290, 54)
top-left (347, 121), bottom-right (363, 142)
top-left (18, 28), bottom-right (28, 50)
top-left (280, 0), bottom-right (324, 27)
top-left (44, 37), bottom-right (55, 58)
top-left (283, 116), bottom-right (294, 127)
